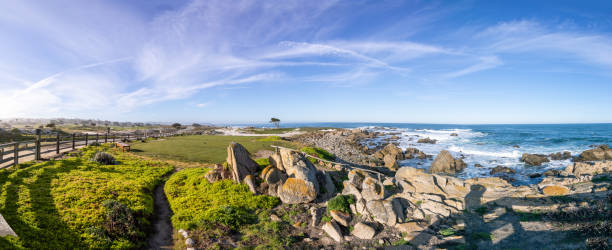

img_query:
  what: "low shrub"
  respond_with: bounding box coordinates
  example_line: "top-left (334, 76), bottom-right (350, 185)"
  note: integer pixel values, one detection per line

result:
top-left (102, 199), bottom-right (139, 240)
top-left (326, 194), bottom-right (356, 214)
top-left (255, 158), bottom-right (270, 168)
top-left (93, 151), bottom-right (116, 165)
top-left (89, 142), bottom-right (101, 146)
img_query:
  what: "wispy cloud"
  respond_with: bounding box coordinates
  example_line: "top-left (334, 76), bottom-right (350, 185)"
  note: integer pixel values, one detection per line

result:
top-left (2, 1), bottom-right (612, 121)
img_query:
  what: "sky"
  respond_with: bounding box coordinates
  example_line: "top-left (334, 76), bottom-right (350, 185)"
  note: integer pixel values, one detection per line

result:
top-left (1, 0), bottom-right (612, 124)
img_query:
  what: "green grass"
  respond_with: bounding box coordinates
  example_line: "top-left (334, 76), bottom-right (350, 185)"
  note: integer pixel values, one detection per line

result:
top-left (130, 135), bottom-right (297, 164)
top-left (257, 136), bottom-right (282, 142)
top-left (255, 158), bottom-right (270, 168)
top-left (164, 168), bottom-right (283, 248)
top-left (240, 128), bottom-right (297, 134)
top-left (0, 145), bottom-right (173, 249)
top-left (301, 147), bottom-right (335, 161)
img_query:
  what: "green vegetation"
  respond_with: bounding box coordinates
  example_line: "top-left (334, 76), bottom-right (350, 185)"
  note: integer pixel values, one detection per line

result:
top-left (516, 211), bottom-right (543, 222)
top-left (391, 238), bottom-right (409, 246)
top-left (301, 147), bottom-right (335, 161)
top-left (255, 158), bottom-right (270, 168)
top-left (439, 228), bottom-right (458, 236)
top-left (474, 206), bottom-right (489, 216)
top-left (130, 135), bottom-right (297, 164)
top-left (470, 232), bottom-right (493, 241)
top-left (592, 175), bottom-right (612, 183)
top-left (0, 145), bottom-right (173, 249)
top-left (326, 195), bottom-right (356, 214)
top-left (165, 168), bottom-right (284, 248)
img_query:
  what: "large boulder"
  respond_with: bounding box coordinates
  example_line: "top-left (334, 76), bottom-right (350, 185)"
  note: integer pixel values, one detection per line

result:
top-left (227, 143), bottom-right (259, 182)
top-left (381, 144), bottom-right (404, 160)
top-left (520, 153), bottom-right (550, 166)
top-left (429, 150), bottom-right (466, 174)
top-left (322, 221), bottom-right (343, 242)
top-left (352, 222), bottom-right (376, 239)
top-left (574, 145), bottom-right (612, 162)
top-left (277, 178), bottom-right (318, 204)
top-left (361, 176), bottom-right (385, 201)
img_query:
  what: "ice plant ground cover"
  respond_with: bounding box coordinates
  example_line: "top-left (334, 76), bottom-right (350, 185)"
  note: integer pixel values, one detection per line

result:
top-left (0, 145), bottom-right (173, 249)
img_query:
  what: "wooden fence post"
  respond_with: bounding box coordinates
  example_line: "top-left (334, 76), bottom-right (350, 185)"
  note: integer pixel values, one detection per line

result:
top-left (13, 143), bottom-right (19, 167)
top-left (72, 133), bottom-right (76, 149)
top-left (56, 133), bottom-right (60, 154)
top-left (112, 134), bottom-right (115, 143)
top-left (85, 134), bottom-right (88, 146)
top-left (96, 133), bottom-right (99, 143)
top-left (0, 147), bottom-right (3, 161)
top-left (35, 129), bottom-right (41, 160)
top-left (105, 127), bottom-right (110, 143)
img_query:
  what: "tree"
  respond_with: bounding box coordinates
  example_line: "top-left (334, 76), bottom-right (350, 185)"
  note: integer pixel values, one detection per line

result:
top-left (192, 123), bottom-right (201, 128)
top-left (269, 118), bottom-right (280, 128)
top-left (171, 123), bottom-right (182, 129)
top-left (45, 123), bottom-right (55, 128)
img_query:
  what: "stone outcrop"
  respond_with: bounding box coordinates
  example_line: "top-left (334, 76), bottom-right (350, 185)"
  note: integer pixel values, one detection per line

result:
top-left (563, 161), bottom-right (612, 176)
top-left (429, 150), bottom-right (466, 174)
top-left (330, 210), bottom-right (351, 227)
top-left (574, 145), bottom-right (612, 162)
top-left (322, 221), bottom-right (343, 242)
top-left (405, 148), bottom-right (428, 160)
top-left (227, 143), bottom-right (259, 182)
top-left (549, 151), bottom-right (572, 160)
top-left (490, 165), bottom-right (516, 175)
top-left (276, 148), bottom-right (321, 204)
top-left (417, 138), bottom-right (437, 144)
top-left (383, 154), bottom-right (399, 171)
top-left (520, 153), bottom-right (550, 166)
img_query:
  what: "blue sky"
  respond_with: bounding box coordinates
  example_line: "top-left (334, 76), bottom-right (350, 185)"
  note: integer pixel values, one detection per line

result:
top-left (1, 0), bottom-right (612, 124)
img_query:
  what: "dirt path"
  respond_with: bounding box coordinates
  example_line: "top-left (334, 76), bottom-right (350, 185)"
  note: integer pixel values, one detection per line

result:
top-left (146, 178), bottom-right (174, 249)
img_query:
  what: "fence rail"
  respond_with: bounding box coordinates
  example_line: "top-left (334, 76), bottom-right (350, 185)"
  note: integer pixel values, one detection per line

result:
top-left (0, 130), bottom-right (188, 169)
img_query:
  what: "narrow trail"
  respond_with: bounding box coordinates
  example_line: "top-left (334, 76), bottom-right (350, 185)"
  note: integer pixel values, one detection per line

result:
top-left (146, 176), bottom-right (174, 249)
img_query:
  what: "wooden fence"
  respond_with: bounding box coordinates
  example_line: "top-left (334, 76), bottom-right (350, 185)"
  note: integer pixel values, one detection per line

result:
top-left (0, 130), bottom-right (184, 169)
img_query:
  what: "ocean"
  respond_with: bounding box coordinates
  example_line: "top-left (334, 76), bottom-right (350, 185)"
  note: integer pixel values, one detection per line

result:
top-left (238, 123), bottom-right (612, 185)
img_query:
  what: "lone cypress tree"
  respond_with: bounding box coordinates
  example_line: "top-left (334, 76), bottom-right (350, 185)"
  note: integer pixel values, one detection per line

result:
top-left (269, 118), bottom-right (280, 128)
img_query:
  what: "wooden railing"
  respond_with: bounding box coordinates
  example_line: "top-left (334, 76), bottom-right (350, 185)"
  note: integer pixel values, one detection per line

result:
top-left (0, 130), bottom-right (189, 169)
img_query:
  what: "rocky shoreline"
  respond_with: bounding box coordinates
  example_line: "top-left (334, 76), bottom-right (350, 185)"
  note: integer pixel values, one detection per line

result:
top-left (198, 128), bottom-right (611, 249)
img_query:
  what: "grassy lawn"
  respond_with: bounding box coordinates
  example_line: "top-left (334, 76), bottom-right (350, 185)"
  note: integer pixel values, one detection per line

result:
top-left (165, 168), bottom-right (297, 249)
top-left (239, 127), bottom-right (336, 135)
top-left (0, 145), bottom-right (173, 249)
top-left (130, 135), bottom-right (298, 164)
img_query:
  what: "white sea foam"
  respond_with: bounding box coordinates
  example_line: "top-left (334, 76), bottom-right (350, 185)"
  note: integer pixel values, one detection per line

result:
top-left (447, 145), bottom-right (522, 158)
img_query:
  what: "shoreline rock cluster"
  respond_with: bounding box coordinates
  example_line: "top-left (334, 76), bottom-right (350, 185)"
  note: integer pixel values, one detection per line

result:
top-left (202, 131), bottom-right (612, 248)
